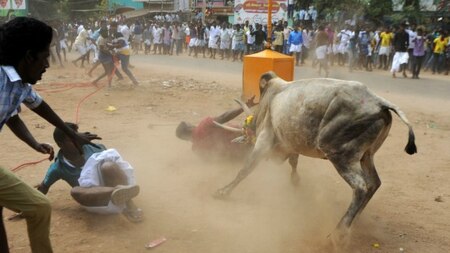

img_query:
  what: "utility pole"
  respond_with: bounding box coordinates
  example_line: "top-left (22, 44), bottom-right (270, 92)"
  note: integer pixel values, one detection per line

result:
top-left (201, 0), bottom-right (206, 24)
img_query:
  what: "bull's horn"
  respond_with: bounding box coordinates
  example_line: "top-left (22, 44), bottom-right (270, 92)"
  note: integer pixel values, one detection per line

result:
top-left (213, 121), bottom-right (243, 133)
top-left (233, 99), bottom-right (252, 116)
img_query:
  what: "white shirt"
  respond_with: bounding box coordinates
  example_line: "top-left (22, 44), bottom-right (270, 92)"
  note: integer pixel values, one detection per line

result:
top-left (120, 25), bottom-right (130, 42)
top-left (406, 29), bottom-right (417, 49)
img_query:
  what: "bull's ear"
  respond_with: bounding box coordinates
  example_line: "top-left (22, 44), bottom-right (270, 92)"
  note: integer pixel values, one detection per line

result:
top-left (259, 72), bottom-right (276, 90)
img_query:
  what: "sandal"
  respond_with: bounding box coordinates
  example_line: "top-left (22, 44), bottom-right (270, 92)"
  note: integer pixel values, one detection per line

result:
top-left (111, 185), bottom-right (140, 206)
top-left (123, 208), bottom-right (144, 223)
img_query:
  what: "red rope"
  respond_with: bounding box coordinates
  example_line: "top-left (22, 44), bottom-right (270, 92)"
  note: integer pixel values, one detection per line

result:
top-left (11, 157), bottom-right (50, 172)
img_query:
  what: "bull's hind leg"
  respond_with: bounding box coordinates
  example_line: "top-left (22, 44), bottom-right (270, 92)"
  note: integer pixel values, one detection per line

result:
top-left (288, 154), bottom-right (300, 186)
top-left (329, 158), bottom-right (372, 229)
top-left (359, 152), bottom-right (381, 211)
top-left (214, 129), bottom-right (275, 198)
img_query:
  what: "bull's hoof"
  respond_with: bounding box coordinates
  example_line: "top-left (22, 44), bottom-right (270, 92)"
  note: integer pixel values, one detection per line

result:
top-left (212, 188), bottom-right (230, 199)
top-left (328, 227), bottom-right (351, 249)
top-left (290, 172), bottom-right (300, 186)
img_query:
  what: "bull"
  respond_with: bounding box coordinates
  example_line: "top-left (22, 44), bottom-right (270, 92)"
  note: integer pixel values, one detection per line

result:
top-left (214, 72), bottom-right (417, 229)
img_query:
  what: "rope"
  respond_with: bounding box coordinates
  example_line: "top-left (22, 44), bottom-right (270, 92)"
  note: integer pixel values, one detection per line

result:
top-left (11, 157), bottom-right (50, 172)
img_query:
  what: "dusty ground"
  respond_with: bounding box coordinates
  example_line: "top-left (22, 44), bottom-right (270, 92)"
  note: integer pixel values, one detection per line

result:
top-left (1, 54), bottom-right (450, 253)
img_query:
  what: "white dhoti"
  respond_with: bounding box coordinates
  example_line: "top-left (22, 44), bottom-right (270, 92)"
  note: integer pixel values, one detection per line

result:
top-left (220, 39), bottom-right (231, 50)
top-left (391, 52), bottom-right (409, 73)
top-left (315, 45), bottom-right (327, 60)
top-left (208, 37), bottom-right (219, 49)
top-left (337, 43), bottom-right (348, 54)
top-left (189, 38), bottom-right (197, 47)
top-left (74, 43), bottom-right (87, 55)
top-left (59, 39), bottom-right (68, 49)
top-left (289, 44), bottom-right (302, 53)
top-left (78, 149), bottom-right (136, 214)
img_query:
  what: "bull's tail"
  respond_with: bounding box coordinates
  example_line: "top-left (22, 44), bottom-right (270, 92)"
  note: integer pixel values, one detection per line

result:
top-left (379, 98), bottom-right (417, 155)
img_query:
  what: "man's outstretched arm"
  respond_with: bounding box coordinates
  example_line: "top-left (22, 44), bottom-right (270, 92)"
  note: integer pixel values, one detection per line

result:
top-left (31, 101), bottom-right (101, 151)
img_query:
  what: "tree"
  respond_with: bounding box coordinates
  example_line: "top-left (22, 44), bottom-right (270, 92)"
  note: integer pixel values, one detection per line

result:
top-left (365, 0), bottom-right (393, 25)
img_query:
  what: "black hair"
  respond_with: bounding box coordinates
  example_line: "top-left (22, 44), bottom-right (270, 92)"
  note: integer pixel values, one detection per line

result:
top-left (99, 28), bottom-right (108, 38)
top-left (0, 17), bottom-right (53, 67)
top-left (176, 121), bottom-right (190, 139)
top-left (53, 122), bottom-right (78, 145)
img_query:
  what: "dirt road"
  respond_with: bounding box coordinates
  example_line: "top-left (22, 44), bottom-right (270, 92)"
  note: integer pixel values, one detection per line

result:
top-left (1, 53), bottom-right (449, 253)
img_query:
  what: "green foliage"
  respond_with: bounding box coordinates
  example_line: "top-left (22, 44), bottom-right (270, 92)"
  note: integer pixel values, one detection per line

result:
top-left (364, 0), bottom-right (393, 24)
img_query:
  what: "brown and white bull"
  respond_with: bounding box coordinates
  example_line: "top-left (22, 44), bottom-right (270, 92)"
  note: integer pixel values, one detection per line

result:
top-left (214, 72), bottom-right (417, 229)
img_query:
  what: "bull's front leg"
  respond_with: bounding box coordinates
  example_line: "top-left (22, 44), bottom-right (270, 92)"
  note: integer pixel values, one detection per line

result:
top-left (288, 154), bottom-right (300, 186)
top-left (214, 129), bottom-right (275, 199)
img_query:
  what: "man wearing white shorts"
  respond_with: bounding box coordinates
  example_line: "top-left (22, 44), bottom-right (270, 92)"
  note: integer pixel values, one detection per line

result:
top-left (219, 23), bottom-right (232, 59)
top-left (208, 22), bottom-right (220, 59)
top-left (288, 24), bottom-right (303, 66)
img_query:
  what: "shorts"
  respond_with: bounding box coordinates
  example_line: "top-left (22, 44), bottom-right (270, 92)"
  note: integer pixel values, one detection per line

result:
top-left (233, 42), bottom-right (245, 51)
top-left (289, 44), bottom-right (302, 53)
top-left (379, 46), bottom-right (391, 56)
top-left (315, 45), bottom-right (327, 60)
top-left (60, 39), bottom-right (68, 49)
top-left (189, 38), bottom-right (197, 47)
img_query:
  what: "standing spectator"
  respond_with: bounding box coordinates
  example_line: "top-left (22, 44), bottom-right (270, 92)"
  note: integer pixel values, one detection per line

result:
top-left (337, 25), bottom-right (352, 66)
top-left (325, 25), bottom-right (335, 66)
top-left (431, 30), bottom-right (449, 74)
top-left (132, 21), bottom-right (143, 54)
top-left (282, 21), bottom-right (291, 54)
top-left (406, 23), bottom-right (417, 72)
top-left (314, 25), bottom-right (330, 77)
top-left (245, 24), bottom-right (255, 54)
top-left (162, 23), bottom-right (172, 55)
top-left (251, 23), bottom-right (266, 53)
top-left (219, 22), bottom-right (232, 59)
top-left (208, 22), bottom-right (220, 59)
top-left (58, 22), bottom-right (68, 62)
top-left (411, 27), bottom-right (426, 79)
top-left (188, 23), bottom-right (197, 56)
top-left (273, 25), bottom-right (284, 53)
top-left (347, 27), bottom-right (357, 72)
top-left (378, 27), bottom-right (393, 70)
top-left (391, 23), bottom-right (409, 78)
top-left (445, 32), bottom-right (450, 75)
top-left (197, 23), bottom-right (207, 58)
top-left (288, 23), bottom-right (303, 66)
top-left (302, 26), bottom-right (313, 64)
top-left (358, 27), bottom-right (371, 71)
top-left (232, 24), bottom-right (245, 61)
top-left (143, 24), bottom-right (152, 55)
top-left (152, 23), bottom-right (163, 54)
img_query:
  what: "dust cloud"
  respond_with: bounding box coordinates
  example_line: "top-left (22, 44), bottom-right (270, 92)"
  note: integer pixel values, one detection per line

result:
top-left (3, 61), bottom-right (449, 253)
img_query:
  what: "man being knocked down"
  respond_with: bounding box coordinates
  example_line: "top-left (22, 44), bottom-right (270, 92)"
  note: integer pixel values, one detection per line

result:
top-left (35, 123), bottom-right (143, 222)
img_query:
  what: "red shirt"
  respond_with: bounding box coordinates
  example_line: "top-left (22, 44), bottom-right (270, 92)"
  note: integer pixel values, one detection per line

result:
top-left (191, 117), bottom-right (251, 159)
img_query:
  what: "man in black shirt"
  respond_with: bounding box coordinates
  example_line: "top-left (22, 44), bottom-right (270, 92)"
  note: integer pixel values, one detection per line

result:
top-left (391, 23), bottom-right (409, 78)
top-left (251, 24), bottom-right (266, 53)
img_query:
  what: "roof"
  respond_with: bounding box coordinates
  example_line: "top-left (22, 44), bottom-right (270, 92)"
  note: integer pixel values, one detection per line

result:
top-left (245, 49), bottom-right (294, 59)
top-left (122, 8), bottom-right (152, 18)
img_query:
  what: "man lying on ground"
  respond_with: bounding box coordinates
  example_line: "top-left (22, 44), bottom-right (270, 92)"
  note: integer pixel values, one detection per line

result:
top-left (33, 123), bottom-right (143, 222)
top-left (175, 97), bottom-right (256, 160)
